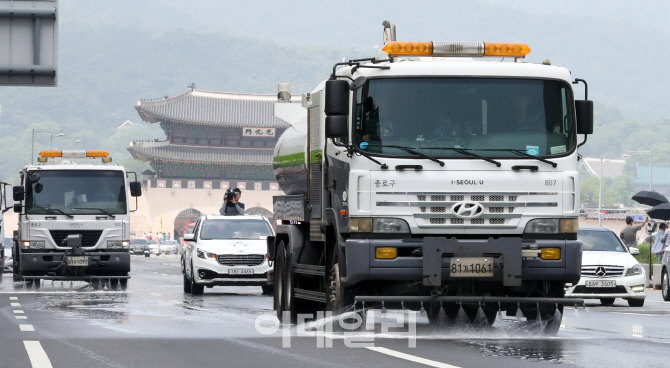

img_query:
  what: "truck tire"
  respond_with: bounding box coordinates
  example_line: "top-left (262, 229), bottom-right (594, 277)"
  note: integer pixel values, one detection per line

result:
top-left (120, 279), bottom-right (128, 291)
top-left (25, 279), bottom-right (33, 290)
top-left (329, 263), bottom-right (354, 313)
top-left (91, 279), bottom-right (101, 290)
top-left (274, 241), bottom-right (286, 320)
top-left (110, 279), bottom-right (119, 291)
top-left (262, 285), bottom-right (274, 295)
top-left (33, 279), bottom-right (40, 290)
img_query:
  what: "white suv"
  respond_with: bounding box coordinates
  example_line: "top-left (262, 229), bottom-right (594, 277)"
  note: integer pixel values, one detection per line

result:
top-left (566, 227), bottom-right (646, 307)
top-left (182, 215), bottom-right (274, 295)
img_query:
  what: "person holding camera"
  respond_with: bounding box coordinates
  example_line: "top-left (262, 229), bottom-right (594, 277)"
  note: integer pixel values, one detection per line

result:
top-left (219, 188), bottom-right (245, 215)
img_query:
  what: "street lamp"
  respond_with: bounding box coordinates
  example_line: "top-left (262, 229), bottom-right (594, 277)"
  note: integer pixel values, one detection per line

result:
top-left (51, 135), bottom-right (81, 149)
top-left (50, 132), bottom-right (65, 149)
top-left (598, 157), bottom-right (609, 227)
top-left (32, 128), bottom-right (62, 164)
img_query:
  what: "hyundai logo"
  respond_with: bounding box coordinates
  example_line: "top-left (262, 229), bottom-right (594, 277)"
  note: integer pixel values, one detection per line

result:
top-left (451, 201), bottom-right (484, 218)
top-left (595, 266), bottom-right (607, 277)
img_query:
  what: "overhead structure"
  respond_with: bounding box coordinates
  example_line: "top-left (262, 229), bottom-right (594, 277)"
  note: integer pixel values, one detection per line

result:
top-left (0, 0), bottom-right (58, 86)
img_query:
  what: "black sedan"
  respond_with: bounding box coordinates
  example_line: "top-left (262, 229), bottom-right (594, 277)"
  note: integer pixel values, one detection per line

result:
top-left (130, 238), bottom-right (151, 257)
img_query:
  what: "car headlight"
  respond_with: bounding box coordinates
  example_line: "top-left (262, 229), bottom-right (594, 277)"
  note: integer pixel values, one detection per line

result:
top-left (625, 264), bottom-right (643, 276)
top-left (350, 218), bottom-right (410, 233)
top-left (197, 248), bottom-right (216, 260)
top-left (524, 218), bottom-right (578, 234)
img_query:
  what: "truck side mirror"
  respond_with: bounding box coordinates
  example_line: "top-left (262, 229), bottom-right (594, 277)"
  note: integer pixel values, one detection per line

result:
top-left (324, 80), bottom-right (350, 139)
top-left (324, 80), bottom-right (349, 116)
top-left (3, 185), bottom-right (13, 211)
top-left (575, 100), bottom-right (593, 135)
top-left (129, 181), bottom-right (142, 197)
top-left (13, 203), bottom-right (21, 213)
top-left (12, 186), bottom-right (24, 202)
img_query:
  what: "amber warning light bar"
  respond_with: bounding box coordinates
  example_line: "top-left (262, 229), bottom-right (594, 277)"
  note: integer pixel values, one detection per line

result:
top-left (382, 41), bottom-right (530, 58)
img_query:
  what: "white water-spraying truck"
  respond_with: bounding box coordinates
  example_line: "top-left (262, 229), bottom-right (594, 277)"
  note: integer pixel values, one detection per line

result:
top-left (268, 23), bottom-right (592, 334)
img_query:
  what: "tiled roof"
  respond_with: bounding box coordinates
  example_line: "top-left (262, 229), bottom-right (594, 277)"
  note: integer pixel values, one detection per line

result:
top-left (135, 87), bottom-right (300, 128)
top-left (128, 141), bottom-right (274, 165)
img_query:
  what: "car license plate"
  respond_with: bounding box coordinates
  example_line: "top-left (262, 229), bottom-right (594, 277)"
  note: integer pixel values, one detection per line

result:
top-left (586, 280), bottom-right (616, 288)
top-left (67, 256), bottom-right (89, 267)
top-left (228, 269), bottom-right (254, 275)
top-left (450, 257), bottom-right (493, 277)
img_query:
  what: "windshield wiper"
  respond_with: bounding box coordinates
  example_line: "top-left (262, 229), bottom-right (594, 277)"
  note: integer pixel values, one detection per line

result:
top-left (72, 207), bottom-right (116, 219)
top-left (31, 206), bottom-right (74, 218)
top-left (374, 144), bottom-right (445, 167)
top-left (422, 147), bottom-right (501, 167)
top-left (351, 149), bottom-right (389, 169)
top-left (470, 148), bottom-right (558, 168)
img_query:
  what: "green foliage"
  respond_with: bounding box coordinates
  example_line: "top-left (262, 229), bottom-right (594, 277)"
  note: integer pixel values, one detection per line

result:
top-left (634, 243), bottom-right (660, 264)
top-left (579, 172), bottom-right (635, 206)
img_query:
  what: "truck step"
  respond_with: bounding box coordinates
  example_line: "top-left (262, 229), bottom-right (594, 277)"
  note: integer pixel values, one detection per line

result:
top-left (293, 264), bottom-right (325, 276)
top-left (294, 288), bottom-right (327, 303)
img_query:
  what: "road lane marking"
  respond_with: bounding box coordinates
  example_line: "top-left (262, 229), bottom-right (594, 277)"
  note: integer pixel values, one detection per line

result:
top-left (14, 310), bottom-right (24, 314)
top-left (16, 316), bottom-right (28, 319)
top-left (11, 302), bottom-right (21, 307)
top-left (20, 324), bottom-right (35, 331)
top-left (366, 347), bottom-right (462, 368)
top-left (23, 341), bottom-right (53, 368)
top-left (161, 273), bottom-right (168, 276)
top-left (10, 296), bottom-right (18, 300)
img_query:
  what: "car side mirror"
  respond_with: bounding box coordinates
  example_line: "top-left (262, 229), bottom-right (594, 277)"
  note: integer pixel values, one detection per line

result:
top-left (183, 233), bottom-right (195, 241)
top-left (575, 100), bottom-right (593, 135)
top-left (629, 247), bottom-right (640, 256)
top-left (129, 181), bottom-right (142, 197)
top-left (13, 186), bottom-right (24, 202)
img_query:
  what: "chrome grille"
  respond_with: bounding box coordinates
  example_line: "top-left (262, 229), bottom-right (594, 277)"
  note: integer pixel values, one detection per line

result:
top-left (417, 195), bottom-right (426, 201)
top-left (217, 254), bottom-right (265, 266)
top-left (430, 207), bottom-right (446, 213)
top-left (450, 218), bottom-right (464, 224)
top-left (508, 195), bottom-right (517, 202)
top-left (489, 195), bottom-right (504, 201)
top-left (431, 195), bottom-right (446, 201)
top-left (471, 219), bottom-right (484, 224)
top-left (471, 195), bottom-right (484, 201)
top-left (489, 218), bottom-right (505, 225)
top-left (489, 207), bottom-right (504, 213)
top-left (430, 218), bottom-right (446, 224)
top-left (450, 195), bottom-right (464, 201)
top-left (581, 265), bottom-right (625, 278)
top-left (420, 207), bottom-right (426, 213)
top-left (509, 207), bottom-right (515, 213)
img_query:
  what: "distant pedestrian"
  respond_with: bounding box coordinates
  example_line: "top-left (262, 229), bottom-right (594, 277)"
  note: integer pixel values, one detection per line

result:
top-left (142, 232), bottom-right (147, 240)
top-left (652, 223), bottom-right (667, 264)
top-left (148, 232), bottom-right (153, 240)
top-left (167, 232), bottom-right (171, 241)
top-left (620, 216), bottom-right (648, 248)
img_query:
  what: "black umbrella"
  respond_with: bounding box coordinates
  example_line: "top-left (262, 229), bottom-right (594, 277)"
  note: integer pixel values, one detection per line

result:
top-left (647, 203), bottom-right (670, 220)
top-left (632, 190), bottom-right (669, 207)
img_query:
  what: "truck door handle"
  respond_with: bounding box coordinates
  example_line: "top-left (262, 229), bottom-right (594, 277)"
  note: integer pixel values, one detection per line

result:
top-left (511, 165), bottom-right (539, 172)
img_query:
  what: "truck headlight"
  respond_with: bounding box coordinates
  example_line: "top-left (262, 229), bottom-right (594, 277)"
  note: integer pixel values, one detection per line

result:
top-left (350, 218), bottom-right (410, 233)
top-left (107, 241), bottom-right (124, 249)
top-left (29, 241), bottom-right (46, 249)
top-left (524, 218), bottom-right (578, 234)
top-left (625, 264), bottom-right (643, 276)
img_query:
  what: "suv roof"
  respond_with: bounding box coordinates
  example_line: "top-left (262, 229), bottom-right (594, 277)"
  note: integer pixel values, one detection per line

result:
top-left (200, 214), bottom-right (267, 221)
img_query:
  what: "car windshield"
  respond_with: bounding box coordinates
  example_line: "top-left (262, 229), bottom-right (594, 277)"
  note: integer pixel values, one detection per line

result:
top-left (578, 230), bottom-right (627, 252)
top-left (200, 219), bottom-right (273, 240)
top-left (130, 239), bottom-right (147, 245)
top-left (25, 170), bottom-right (128, 215)
top-left (354, 78), bottom-right (575, 158)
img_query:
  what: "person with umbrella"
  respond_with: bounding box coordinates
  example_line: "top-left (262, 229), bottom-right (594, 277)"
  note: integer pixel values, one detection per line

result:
top-left (620, 216), bottom-right (648, 249)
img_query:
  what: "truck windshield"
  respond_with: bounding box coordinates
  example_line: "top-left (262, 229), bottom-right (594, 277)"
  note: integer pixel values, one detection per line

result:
top-left (354, 78), bottom-right (576, 158)
top-left (25, 170), bottom-right (127, 215)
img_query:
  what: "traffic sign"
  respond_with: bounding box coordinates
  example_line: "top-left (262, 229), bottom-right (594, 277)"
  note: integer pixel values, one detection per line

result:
top-left (631, 215), bottom-right (645, 221)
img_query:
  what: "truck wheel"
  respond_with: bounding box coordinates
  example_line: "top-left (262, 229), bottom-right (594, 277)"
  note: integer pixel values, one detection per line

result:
top-left (110, 279), bottom-right (119, 291)
top-left (120, 279), bottom-right (128, 291)
top-left (627, 298), bottom-right (644, 307)
top-left (183, 273), bottom-right (192, 293)
top-left (662, 270), bottom-right (670, 302)
top-left (262, 285), bottom-right (274, 296)
top-left (33, 279), bottom-right (41, 290)
top-left (600, 298), bottom-right (615, 306)
top-left (274, 241), bottom-right (286, 320)
top-left (329, 263), bottom-right (354, 313)
top-left (25, 279), bottom-right (33, 290)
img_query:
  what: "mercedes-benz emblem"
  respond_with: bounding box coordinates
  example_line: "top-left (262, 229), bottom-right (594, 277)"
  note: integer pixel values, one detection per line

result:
top-left (451, 201), bottom-right (484, 218)
top-left (595, 266), bottom-right (607, 277)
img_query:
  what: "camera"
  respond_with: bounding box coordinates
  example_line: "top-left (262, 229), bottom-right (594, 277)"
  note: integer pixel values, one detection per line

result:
top-left (224, 189), bottom-right (237, 201)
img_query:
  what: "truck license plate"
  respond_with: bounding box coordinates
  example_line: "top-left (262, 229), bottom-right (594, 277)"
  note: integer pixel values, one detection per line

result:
top-left (585, 280), bottom-right (615, 288)
top-left (450, 257), bottom-right (493, 277)
top-left (67, 256), bottom-right (89, 267)
top-left (228, 269), bottom-right (254, 275)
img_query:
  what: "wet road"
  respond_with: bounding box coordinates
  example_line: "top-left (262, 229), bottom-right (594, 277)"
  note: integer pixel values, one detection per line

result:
top-left (1, 255), bottom-right (668, 368)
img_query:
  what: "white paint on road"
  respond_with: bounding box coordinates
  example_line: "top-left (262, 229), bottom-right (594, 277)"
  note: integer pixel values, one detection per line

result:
top-left (366, 347), bottom-right (462, 368)
top-left (16, 316), bottom-right (28, 319)
top-left (14, 310), bottom-right (24, 314)
top-left (23, 341), bottom-right (53, 368)
top-left (11, 302), bottom-right (21, 307)
top-left (161, 273), bottom-right (169, 276)
top-left (20, 324), bottom-right (35, 331)
top-left (10, 296), bottom-right (18, 300)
